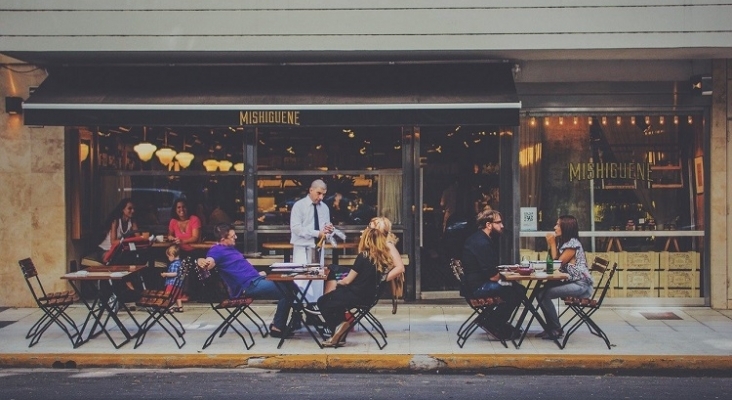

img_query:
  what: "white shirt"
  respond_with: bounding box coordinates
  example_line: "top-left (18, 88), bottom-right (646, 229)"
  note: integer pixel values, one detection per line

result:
top-left (290, 195), bottom-right (331, 247)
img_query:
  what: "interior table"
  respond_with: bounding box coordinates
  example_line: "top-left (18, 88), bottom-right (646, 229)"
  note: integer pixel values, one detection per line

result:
top-left (61, 264), bottom-right (147, 349)
top-left (266, 267), bottom-right (329, 349)
top-left (261, 242), bottom-right (358, 264)
top-left (500, 270), bottom-right (570, 350)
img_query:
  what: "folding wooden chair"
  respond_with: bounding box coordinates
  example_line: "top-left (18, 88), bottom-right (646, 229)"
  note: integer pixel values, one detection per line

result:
top-left (18, 258), bottom-right (81, 348)
top-left (450, 259), bottom-right (507, 348)
top-left (343, 280), bottom-right (390, 349)
top-left (559, 256), bottom-right (618, 349)
top-left (133, 256), bottom-right (192, 349)
top-left (194, 263), bottom-right (268, 350)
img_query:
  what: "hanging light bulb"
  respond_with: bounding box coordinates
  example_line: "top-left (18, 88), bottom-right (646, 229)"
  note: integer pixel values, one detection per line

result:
top-left (233, 162), bottom-right (244, 172)
top-left (175, 152), bottom-right (195, 168)
top-left (174, 135), bottom-right (194, 168)
top-left (203, 159), bottom-right (219, 172)
top-left (155, 130), bottom-right (177, 166)
top-left (601, 116), bottom-right (607, 125)
top-left (134, 127), bottom-right (157, 162)
top-left (616, 116), bottom-right (622, 125)
top-left (218, 160), bottom-right (233, 171)
top-left (688, 115), bottom-right (693, 124)
top-left (79, 143), bottom-right (90, 162)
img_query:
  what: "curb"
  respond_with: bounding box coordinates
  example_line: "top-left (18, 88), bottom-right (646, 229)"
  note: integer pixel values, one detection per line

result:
top-left (2, 354), bottom-right (732, 373)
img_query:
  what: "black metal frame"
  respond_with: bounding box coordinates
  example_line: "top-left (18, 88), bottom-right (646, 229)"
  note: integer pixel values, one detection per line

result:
top-left (450, 259), bottom-right (507, 348)
top-left (195, 264), bottom-right (268, 351)
top-left (133, 257), bottom-right (192, 349)
top-left (559, 257), bottom-right (618, 349)
top-left (18, 258), bottom-right (81, 348)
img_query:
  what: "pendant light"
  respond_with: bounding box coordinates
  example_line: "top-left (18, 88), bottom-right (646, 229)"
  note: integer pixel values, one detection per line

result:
top-left (133, 127), bottom-right (157, 162)
top-left (174, 135), bottom-right (195, 169)
top-left (155, 130), bottom-right (177, 166)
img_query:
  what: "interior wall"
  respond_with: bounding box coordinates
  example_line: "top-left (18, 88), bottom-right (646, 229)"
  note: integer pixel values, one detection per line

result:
top-left (0, 57), bottom-right (66, 307)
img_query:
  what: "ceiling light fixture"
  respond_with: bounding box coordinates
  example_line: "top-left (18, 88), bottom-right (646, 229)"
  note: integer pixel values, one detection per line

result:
top-left (133, 127), bottom-right (157, 162)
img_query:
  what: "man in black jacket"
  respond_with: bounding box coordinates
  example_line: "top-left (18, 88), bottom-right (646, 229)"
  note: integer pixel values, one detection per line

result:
top-left (462, 209), bottom-right (524, 340)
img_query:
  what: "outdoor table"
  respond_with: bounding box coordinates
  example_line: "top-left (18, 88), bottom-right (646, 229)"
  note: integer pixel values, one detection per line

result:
top-left (500, 270), bottom-right (570, 349)
top-left (61, 264), bottom-right (147, 349)
top-left (261, 242), bottom-right (358, 264)
top-left (266, 266), bottom-right (329, 349)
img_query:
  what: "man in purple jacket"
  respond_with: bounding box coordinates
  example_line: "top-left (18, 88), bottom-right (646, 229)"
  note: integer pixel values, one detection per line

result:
top-left (197, 224), bottom-right (294, 338)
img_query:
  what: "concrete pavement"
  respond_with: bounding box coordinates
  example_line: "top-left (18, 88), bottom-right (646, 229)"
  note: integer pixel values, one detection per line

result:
top-left (1, 303), bottom-right (732, 373)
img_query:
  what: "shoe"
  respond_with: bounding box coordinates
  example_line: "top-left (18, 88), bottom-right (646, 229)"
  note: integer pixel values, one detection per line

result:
top-left (322, 321), bottom-right (350, 347)
top-left (499, 323), bottom-right (522, 340)
top-left (269, 324), bottom-right (294, 339)
top-left (303, 305), bottom-right (322, 315)
top-left (535, 330), bottom-right (549, 338)
top-left (542, 328), bottom-right (564, 340)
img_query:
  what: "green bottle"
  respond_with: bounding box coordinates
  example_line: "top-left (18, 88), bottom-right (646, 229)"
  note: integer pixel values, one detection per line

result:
top-left (546, 252), bottom-right (554, 274)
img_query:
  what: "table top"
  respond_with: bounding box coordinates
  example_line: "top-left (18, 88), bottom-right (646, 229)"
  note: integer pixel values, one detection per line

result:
top-left (151, 241), bottom-right (218, 249)
top-left (500, 270), bottom-right (570, 281)
top-left (265, 272), bottom-right (328, 281)
top-left (62, 264), bottom-right (147, 280)
top-left (261, 242), bottom-right (358, 250)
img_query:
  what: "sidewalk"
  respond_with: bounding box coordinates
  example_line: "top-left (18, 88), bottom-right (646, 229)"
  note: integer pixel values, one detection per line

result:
top-left (1, 303), bottom-right (731, 373)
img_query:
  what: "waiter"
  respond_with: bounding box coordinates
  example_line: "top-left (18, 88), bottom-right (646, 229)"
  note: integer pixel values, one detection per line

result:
top-left (290, 179), bottom-right (334, 303)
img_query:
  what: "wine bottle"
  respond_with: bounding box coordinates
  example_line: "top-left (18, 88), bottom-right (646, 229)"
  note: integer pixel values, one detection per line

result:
top-left (546, 252), bottom-right (554, 274)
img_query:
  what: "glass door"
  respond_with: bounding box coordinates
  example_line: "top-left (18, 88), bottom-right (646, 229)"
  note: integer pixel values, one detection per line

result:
top-left (417, 126), bottom-right (505, 294)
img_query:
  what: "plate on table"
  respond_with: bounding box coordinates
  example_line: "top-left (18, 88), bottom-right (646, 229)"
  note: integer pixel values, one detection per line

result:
top-left (534, 272), bottom-right (548, 279)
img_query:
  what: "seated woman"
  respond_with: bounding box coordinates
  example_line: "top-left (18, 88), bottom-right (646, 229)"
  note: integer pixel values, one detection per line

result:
top-left (97, 197), bottom-right (139, 262)
top-left (167, 198), bottom-right (202, 252)
top-left (316, 216), bottom-right (405, 347)
top-left (536, 214), bottom-right (594, 340)
top-left (95, 197), bottom-right (142, 304)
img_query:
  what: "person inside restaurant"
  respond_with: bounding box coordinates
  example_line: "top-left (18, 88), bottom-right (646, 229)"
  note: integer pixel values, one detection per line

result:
top-left (315, 217), bottom-right (405, 347)
top-left (94, 197), bottom-right (143, 306)
top-left (197, 223), bottom-right (295, 338)
top-left (461, 209), bottom-right (524, 341)
top-left (535, 215), bottom-right (594, 340)
top-left (167, 197), bottom-right (202, 252)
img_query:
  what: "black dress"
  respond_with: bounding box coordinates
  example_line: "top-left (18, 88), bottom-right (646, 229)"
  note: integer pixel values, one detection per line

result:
top-left (317, 252), bottom-right (380, 331)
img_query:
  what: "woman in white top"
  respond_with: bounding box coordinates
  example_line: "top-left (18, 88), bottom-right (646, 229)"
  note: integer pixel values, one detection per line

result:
top-left (536, 215), bottom-right (594, 340)
top-left (97, 197), bottom-right (138, 259)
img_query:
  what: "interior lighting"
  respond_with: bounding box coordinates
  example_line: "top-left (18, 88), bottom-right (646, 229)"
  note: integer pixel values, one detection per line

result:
top-left (616, 116), bottom-right (622, 125)
top-left (133, 127), bottom-right (157, 162)
top-left (688, 116), bottom-right (693, 124)
top-left (659, 116), bottom-right (665, 125)
top-left (155, 130), bottom-right (177, 166)
top-left (175, 152), bottom-right (195, 168)
top-left (630, 116), bottom-right (636, 125)
top-left (79, 143), bottom-right (90, 162)
top-left (234, 162), bottom-right (244, 172)
top-left (218, 160), bottom-right (233, 171)
top-left (203, 159), bottom-right (219, 172)
top-left (673, 115), bottom-right (679, 125)
top-left (559, 117), bottom-right (564, 125)
top-left (601, 116), bottom-right (607, 125)
top-left (573, 117), bottom-right (578, 125)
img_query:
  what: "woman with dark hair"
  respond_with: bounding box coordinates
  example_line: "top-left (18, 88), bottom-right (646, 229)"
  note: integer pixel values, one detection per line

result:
top-left (167, 198), bottom-right (202, 252)
top-left (536, 215), bottom-right (594, 340)
top-left (97, 197), bottom-right (138, 261)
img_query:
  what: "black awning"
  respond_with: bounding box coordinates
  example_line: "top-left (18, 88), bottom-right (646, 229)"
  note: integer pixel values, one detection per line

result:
top-left (23, 63), bottom-right (520, 127)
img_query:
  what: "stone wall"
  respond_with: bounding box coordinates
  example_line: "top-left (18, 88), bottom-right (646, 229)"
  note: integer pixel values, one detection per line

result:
top-left (0, 57), bottom-right (66, 307)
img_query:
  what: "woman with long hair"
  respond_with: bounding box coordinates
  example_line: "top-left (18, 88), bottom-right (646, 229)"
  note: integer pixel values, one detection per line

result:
top-left (316, 216), bottom-right (405, 347)
top-left (167, 198), bottom-right (202, 252)
top-left (536, 215), bottom-right (594, 340)
top-left (97, 197), bottom-right (138, 260)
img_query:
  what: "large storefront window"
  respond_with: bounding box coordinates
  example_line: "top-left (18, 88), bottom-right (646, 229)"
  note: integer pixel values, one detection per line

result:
top-left (70, 125), bottom-right (403, 256)
top-left (519, 114), bottom-right (705, 300)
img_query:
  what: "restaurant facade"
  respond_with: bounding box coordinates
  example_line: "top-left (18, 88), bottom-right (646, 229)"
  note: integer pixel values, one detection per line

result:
top-left (1, 1), bottom-right (731, 309)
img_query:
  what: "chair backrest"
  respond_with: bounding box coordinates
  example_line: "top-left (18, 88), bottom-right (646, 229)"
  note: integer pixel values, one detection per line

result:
top-left (449, 258), bottom-right (470, 297)
top-left (587, 256), bottom-right (614, 303)
top-left (450, 258), bottom-right (464, 282)
top-left (165, 257), bottom-right (193, 304)
top-left (194, 262), bottom-right (233, 302)
top-left (18, 258), bottom-right (46, 303)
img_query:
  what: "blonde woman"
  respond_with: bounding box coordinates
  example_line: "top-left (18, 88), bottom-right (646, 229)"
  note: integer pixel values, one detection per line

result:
top-left (316, 217), bottom-right (405, 347)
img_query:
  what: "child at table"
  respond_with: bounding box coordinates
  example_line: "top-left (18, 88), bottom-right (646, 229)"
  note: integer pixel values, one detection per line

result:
top-left (161, 244), bottom-right (185, 313)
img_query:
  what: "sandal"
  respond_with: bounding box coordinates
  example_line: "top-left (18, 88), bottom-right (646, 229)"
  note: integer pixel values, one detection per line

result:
top-left (169, 306), bottom-right (184, 313)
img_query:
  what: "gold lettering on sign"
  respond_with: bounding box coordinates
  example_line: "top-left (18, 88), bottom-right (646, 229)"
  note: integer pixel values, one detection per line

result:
top-left (240, 111), bottom-right (300, 125)
top-left (568, 162), bottom-right (653, 182)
